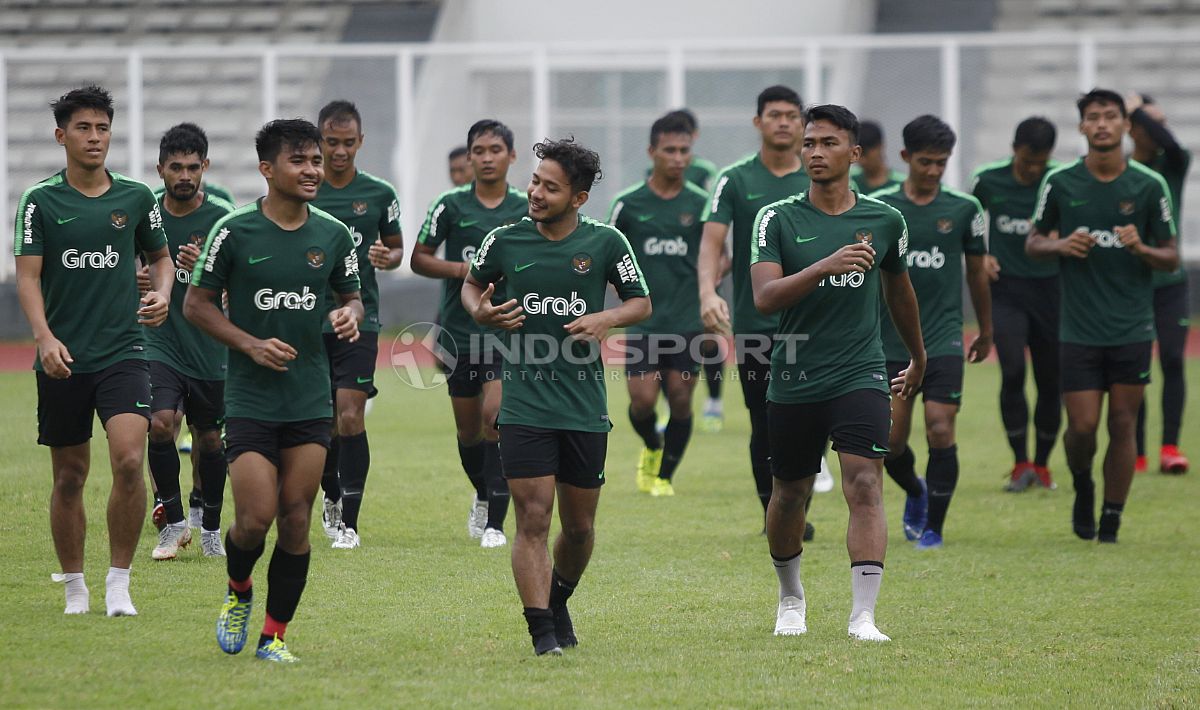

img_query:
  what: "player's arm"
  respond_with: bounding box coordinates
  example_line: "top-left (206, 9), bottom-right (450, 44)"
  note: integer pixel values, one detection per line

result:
top-left (15, 255), bottom-right (73, 379)
top-left (565, 243), bottom-right (651, 343)
top-left (411, 242), bottom-right (469, 279)
top-left (138, 245), bottom-right (172, 327)
top-left (964, 254), bottom-right (993, 363)
top-left (462, 230), bottom-right (523, 330)
top-left (698, 221), bottom-right (732, 333)
top-left (184, 285), bottom-right (296, 372)
top-left (1127, 96), bottom-right (1188, 171)
top-left (368, 232), bottom-right (404, 271)
top-left (1027, 177), bottom-right (1091, 259)
top-left (329, 290), bottom-right (365, 343)
top-left (881, 269), bottom-right (926, 400)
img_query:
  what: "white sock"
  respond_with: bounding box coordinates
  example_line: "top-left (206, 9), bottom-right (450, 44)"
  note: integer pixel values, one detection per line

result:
top-left (849, 561), bottom-right (883, 624)
top-left (52, 572), bottom-right (89, 614)
top-left (772, 551), bottom-right (804, 602)
top-left (105, 566), bottom-right (137, 617)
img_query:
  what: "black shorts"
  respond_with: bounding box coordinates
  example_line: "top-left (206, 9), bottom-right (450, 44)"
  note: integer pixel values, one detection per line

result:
top-left (886, 355), bottom-right (964, 406)
top-left (735, 334), bottom-right (773, 411)
top-left (991, 275), bottom-right (1060, 347)
top-left (36, 358), bottom-right (151, 447)
top-left (443, 356), bottom-right (503, 398)
top-left (1154, 280), bottom-right (1190, 336)
top-left (622, 333), bottom-right (704, 376)
top-left (498, 425), bottom-right (607, 489)
top-left (768, 389), bottom-right (892, 481)
top-left (224, 417), bottom-right (332, 468)
top-left (149, 361), bottom-right (224, 431)
top-left (324, 331), bottom-right (378, 398)
top-left (1060, 341), bottom-right (1153, 392)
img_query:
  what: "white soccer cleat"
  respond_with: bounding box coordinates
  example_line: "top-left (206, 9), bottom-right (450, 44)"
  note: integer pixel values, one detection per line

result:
top-left (480, 528), bottom-right (507, 548)
top-left (200, 529), bottom-right (226, 557)
top-left (814, 457), bottom-right (835, 493)
top-left (467, 497), bottom-right (488, 539)
top-left (848, 613), bottom-right (890, 642)
top-left (152, 521), bottom-right (192, 560)
top-left (322, 497), bottom-right (343, 540)
top-left (189, 504), bottom-right (203, 530)
top-left (773, 595), bottom-right (807, 636)
top-left (332, 526), bottom-right (361, 549)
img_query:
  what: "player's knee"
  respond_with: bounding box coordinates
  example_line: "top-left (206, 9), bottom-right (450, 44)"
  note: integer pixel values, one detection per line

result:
top-left (772, 478), bottom-right (813, 508)
top-left (235, 516), bottom-right (271, 543)
top-left (110, 448), bottom-right (145, 479)
top-left (841, 468), bottom-right (881, 508)
top-left (559, 521), bottom-right (594, 546)
top-left (336, 407), bottom-right (365, 437)
top-left (1106, 408), bottom-right (1137, 436)
top-left (1160, 353), bottom-right (1184, 375)
top-left (925, 421), bottom-right (955, 448)
top-left (148, 414), bottom-right (175, 443)
top-left (52, 463), bottom-right (88, 496)
top-left (456, 424), bottom-right (483, 446)
top-left (195, 430), bottom-right (223, 454)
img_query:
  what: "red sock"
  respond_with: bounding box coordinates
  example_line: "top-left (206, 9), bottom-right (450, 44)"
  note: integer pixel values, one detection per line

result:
top-left (262, 613), bottom-right (287, 640)
top-left (229, 576), bottom-right (252, 594)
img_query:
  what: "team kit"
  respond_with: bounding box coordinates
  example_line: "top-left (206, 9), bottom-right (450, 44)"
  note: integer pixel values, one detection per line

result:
top-left (14, 83), bottom-right (1186, 660)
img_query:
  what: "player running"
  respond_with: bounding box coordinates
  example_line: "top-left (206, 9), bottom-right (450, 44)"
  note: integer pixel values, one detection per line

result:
top-left (1027, 89), bottom-right (1178, 543)
top-left (312, 100), bottom-right (404, 550)
top-left (611, 111), bottom-right (709, 497)
top-left (850, 120), bottom-right (906, 193)
top-left (872, 115), bottom-right (992, 550)
top-left (463, 137), bottom-right (650, 655)
top-left (971, 117), bottom-right (1060, 491)
top-left (448, 145), bottom-right (471, 187)
top-left (751, 104), bottom-right (924, 641)
top-left (413, 119), bottom-right (527, 548)
top-left (14, 85), bottom-right (171, 616)
top-left (186, 119), bottom-right (363, 662)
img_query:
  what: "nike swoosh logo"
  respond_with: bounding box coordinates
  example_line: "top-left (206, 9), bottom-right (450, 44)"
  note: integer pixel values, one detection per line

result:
top-left (637, 214), bottom-right (655, 222)
top-left (1069, 199), bottom-right (1088, 207)
top-left (747, 192), bottom-right (767, 200)
top-left (249, 256), bottom-right (273, 264)
top-left (514, 262), bottom-right (535, 272)
top-left (860, 571), bottom-right (882, 576)
top-left (56, 216), bottom-right (80, 225)
top-left (794, 236), bottom-right (819, 244)
top-left (135, 401), bottom-right (150, 409)
top-left (356, 376), bottom-right (373, 384)
top-left (871, 444), bottom-right (889, 453)
top-left (990, 196), bottom-right (1007, 204)
top-left (948, 391), bottom-right (963, 399)
top-left (1138, 370), bottom-right (1150, 379)
top-left (459, 219), bottom-right (480, 228)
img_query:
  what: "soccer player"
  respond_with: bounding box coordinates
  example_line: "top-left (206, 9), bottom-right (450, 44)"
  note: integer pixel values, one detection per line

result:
top-left (413, 119), bottom-right (527, 547)
top-left (463, 138), bottom-right (650, 655)
top-left (872, 116), bottom-right (991, 549)
top-left (312, 100), bottom-right (403, 550)
top-left (971, 117), bottom-right (1060, 491)
top-left (850, 120), bottom-right (906, 193)
top-left (1127, 93), bottom-right (1191, 474)
top-left (448, 145), bottom-right (471, 187)
top-left (611, 111), bottom-right (709, 496)
top-left (185, 119), bottom-right (363, 662)
top-left (14, 85), bottom-right (171, 616)
top-left (698, 85), bottom-right (812, 529)
top-left (1028, 89), bottom-right (1178, 543)
top-left (644, 109), bottom-right (719, 191)
top-left (751, 104), bottom-right (923, 641)
top-left (146, 123), bottom-right (235, 560)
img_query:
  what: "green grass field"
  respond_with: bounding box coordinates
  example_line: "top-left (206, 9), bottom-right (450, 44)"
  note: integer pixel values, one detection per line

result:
top-left (0, 361), bottom-right (1197, 709)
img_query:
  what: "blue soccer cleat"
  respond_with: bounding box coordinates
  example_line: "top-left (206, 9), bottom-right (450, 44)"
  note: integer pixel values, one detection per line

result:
top-left (915, 529), bottom-right (943, 550)
top-left (216, 587), bottom-right (253, 654)
top-left (902, 478), bottom-right (928, 541)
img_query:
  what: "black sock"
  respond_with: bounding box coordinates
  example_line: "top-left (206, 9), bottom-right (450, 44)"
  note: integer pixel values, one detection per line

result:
top-left (457, 438), bottom-right (487, 501)
top-left (1135, 401), bottom-right (1148, 458)
top-left (265, 546), bottom-right (311, 624)
top-left (658, 416), bottom-right (693, 481)
top-left (924, 445), bottom-right (958, 536)
top-left (703, 361), bottom-right (723, 399)
top-left (523, 607), bottom-right (559, 654)
top-left (197, 447), bottom-right (227, 531)
top-left (226, 532), bottom-right (265, 587)
top-left (628, 406), bottom-right (662, 450)
top-left (148, 439), bottom-right (184, 523)
top-left (549, 569), bottom-right (578, 647)
top-left (884, 446), bottom-right (924, 497)
top-left (549, 569), bottom-right (577, 609)
top-left (321, 436), bottom-right (342, 503)
top-left (1097, 500), bottom-right (1124, 542)
top-left (483, 441), bottom-right (508, 530)
top-left (1071, 469), bottom-right (1096, 540)
top-left (748, 404), bottom-right (772, 511)
top-left (338, 432), bottom-right (370, 531)
top-left (1033, 429), bottom-right (1057, 468)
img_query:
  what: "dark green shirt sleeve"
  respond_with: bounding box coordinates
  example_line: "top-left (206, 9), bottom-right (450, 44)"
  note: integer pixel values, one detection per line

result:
top-left (964, 201), bottom-right (987, 256)
top-left (701, 171), bottom-right (736, 225)
top-left (417, 194), bottom-right (453, 247)
top-left (469, 228), bottom-right (504, 283)
top-left (881, 212), bottom-right (909, 274)
top-left (331, 225), bottom-right (362, 295)
top-left (136, 186), bottom-right (168, 253)
top-left (193, 221), bottom-right (233, 290)
top-left (13, 189), bottom-right (43, 257)
top-left (379, 186), bottom-right (402, 238)
top-left (1032, 174), bottom-right (1060, 234)
top-left (607, 229), bottom-right (650, 300)
top-left (750, 204), bottom-right (781, 265)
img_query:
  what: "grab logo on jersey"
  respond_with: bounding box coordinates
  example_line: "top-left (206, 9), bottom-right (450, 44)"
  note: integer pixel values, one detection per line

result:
top-left (61, 245), bottom-right (119, 269)
top-left (523, 290), bottom-right (587, 316)
top-left (254, 286), bottom-right (318, 311)
top-left (818, 272), bottom-right (865, 288)
top-left (644, 236), bottom-right (688, 256)
top-left (350, 226), bottom-right (363, 247)
top-left (175, 266), bottom-right (191, 284)
top-left (995, 215), bottom-right (1031, 235)
top-left (906, 246), bottom-right (946, 269)
top-left (461, 245), bottom-right (477, 264)
top-left (1088, 229), bottom-right (1125, 249)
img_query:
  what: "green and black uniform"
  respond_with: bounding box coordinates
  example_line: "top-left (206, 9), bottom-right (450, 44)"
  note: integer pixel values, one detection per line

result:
top-left (645, 156), bottom-right (719, 192)
top-left (851, 167), bottom-right (906, 195)
top-left (751, 191), bottom-right (908, 480)
top-left (14, 170), bottom-right (167, 447)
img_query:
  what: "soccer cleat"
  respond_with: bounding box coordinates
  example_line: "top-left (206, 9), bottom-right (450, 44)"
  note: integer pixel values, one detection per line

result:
top-left (189, 504), bottom-right (203, 530)
top-left (915, 529), bottom-right (943, 550)
top-left (1033, 465), bottom-right (1056, 490)
top-left (650, 477), bottom-right (675, 497)
top-left (216, 587), bottom-right (253, 654)
top-left (1004, 462), bottom-right (1037, 492)
top-left (552, 603), bottom-right (577, 648)
top-left (1134, 455), bottom-right (1148, 474)
top-left (200, 529), bottom-right (226, 557)
top-left (256, 634), bottom-right (299, 663)
top-left (773, 595), bottom-right (807, 636)
top-left (1072, 478), bottom-right (1096, 540)
top-left (700, 398), bottom-right (724, 433)
top-left (322, 497), bottom-right (343, 540)
top-left (636, 447), bottom-right (663, 493)
top-left (152, 521), bottom-right (192, 560)
top-left (533, 633), bottom-right (563, 656)
top-left (848, 613), bottom-right (891, 642)
top-left (332, 526), bottom-right (360, 550)
top-left (178, 433), bottom-right (192, 453)
top-left (902, 478), bottom-right (928, 541)
top-left (480, 527), bottom-right (507, 548)
top-left (151, 499), bottom-right (166, 532)
top-left (1160, 445), bottom-right (1189, 474)
top-left (467, 497), bottom-right (488, 539)
top-left (814, 457), bottom-right (835, 493)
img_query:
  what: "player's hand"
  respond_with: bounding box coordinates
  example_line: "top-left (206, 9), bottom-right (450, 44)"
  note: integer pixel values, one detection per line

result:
top-left (138, 290), bottom-right (169, 327)
top-left (329, 306), bottom-right (360, 343)
top-left (36, 334), bottom-right (73, 379)
top-left (700, 292), bottom-right (731, 335)
top-left (820, 243), bottom-right (875, 275)
top-left (136, 265), bottom-right (151, 295)
top-left (176, 243), bottom-right (201, 272)
top-left (967, 331), bottom-right (992, 364)
top-left (564, 311), bottom-right (614, 344)
top-left (368, 239), bottom-right (392, 270)
top-left (472, 283), bottom-right (525, 330)
top-left (1124, 92), bottom-right (1144, 114)
top-left (984, 254), bottom-right (1001, 282)
top-left (890, 357), bottom-right (925, 400)
top-left (1059, 228), bottom-right (1094, 258)
top-left (1115, 224), bottom-right (1144, 255)
top-left (248, 337), bottom-right (297, 372)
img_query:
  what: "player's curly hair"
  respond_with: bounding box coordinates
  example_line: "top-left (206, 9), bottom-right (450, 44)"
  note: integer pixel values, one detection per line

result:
top-left (51, 85), bottom-right (113, 128)
top-left (158, 123), bottom-right (209, 163)
top-left (255, 118), bottom-right (322, 163)
top-left (533, 137), bottom-right (602, 193)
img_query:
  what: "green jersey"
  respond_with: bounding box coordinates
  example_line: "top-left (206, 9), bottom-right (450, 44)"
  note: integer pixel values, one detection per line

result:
top-left (645, 156), bottom-right (719, 192)
top-left (850, 167), bottom-right (906, 194)
top-left (703, 153), bottom-right (810, 335)
top-left (312, 171), bottom-right (400, 333)
top-left (1032, 159), bottom-right (1176, 346)
top-left (971, 158), bottom-right (1058, 279)
top-left (608, 180), bottom-right (707, 335)
top-left (192, 200), bottom-right (361, 422)
top-left (417, 183), bottom-right (528, 355)
top-left (1142, 149), bottom-right (1191, 287)
top-left (14, 170), bottom-right (167, 373)
top-left (469, 216), bottom-right (649, 432)
top-left (146, 193), bottom-right (234, 381)
top-left (751, 192), bottom-right (909, 403)
top-left (872, 184), bottom-right (987, 361)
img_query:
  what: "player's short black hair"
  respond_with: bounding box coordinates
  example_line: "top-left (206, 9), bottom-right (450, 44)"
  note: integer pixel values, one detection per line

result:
top-left (467, 119), bottom-right (515, 151)
top-left (804, 105), bottom-right (860, 144)
top-left (533, 137), bottom-right (602, 194)
top-left (448, 145), bottom-right (469, 160)
top-left (857, 120), bottom-right (884, 150)
top-left (1076, 88), bottom-right (1126, 119)
top-left (158, 123), bottom-right (209, 164)
top-left (317, 100), bottom-right (362, 132)
top-left (668, 108), bottom-right (699, 133)
top-left (902, 114), bottom-right (957, 154)
top-left (650, 112), bottom-right (693, 147)
top-left (1012, 116), bottom-right (1056, 153)
top-left (51, 85), bottom-right (113, 128)
top-left (256, 118), bottom-right (322, 163)
top-left (756, 85), bottom-right (803, 116)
